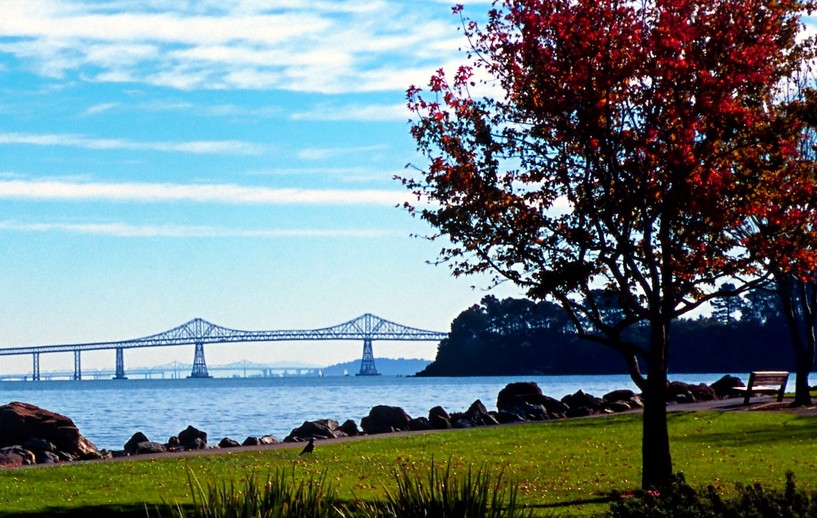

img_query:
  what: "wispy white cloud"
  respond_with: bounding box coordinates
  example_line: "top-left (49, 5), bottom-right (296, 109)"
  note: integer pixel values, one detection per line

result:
top-left (0, 1), bottom-right (465, 94)
top-left (247, 166), bottom-right (399, 183)
top-left (291, 103), bottom-right (408, 122)
top-left (0, 131), bottom-right (264, 155)
top-left (136, 100), bottom-right (281, 118)
top-left (0, 219), bottom-right (399, 238)
top-left (296, 144), bottom-right (389, 161)
top-left (0, 179), bottom-right (408, 205)
top-left (83, 102), bottom-right (120, 115)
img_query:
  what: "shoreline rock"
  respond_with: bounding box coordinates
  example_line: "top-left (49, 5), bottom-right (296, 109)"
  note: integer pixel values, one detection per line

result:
top-left (0, 402), bottom-right (102, 465)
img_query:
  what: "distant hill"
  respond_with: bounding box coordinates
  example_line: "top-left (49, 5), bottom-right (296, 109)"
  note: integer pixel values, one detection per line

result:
top-left (322, 358), bottom-right (431, 376)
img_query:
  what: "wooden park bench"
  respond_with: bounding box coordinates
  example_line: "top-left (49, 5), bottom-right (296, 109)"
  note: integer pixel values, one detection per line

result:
top-left (733, 371), bottom-right (789, 405)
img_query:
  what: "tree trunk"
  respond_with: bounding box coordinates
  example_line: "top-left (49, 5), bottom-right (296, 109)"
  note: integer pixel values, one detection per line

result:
top-left (792, 308), bottom-right (814, 406)
top-left (794, 363), bottom-right (812, 407)
top-left (777, 273), bottom-right (814, 406)
top-left (641, 366), bottom-right (672, 489)
top-left (639, 316), bottom-right (673, 489)
top-left (795, 279), bottom-right (817, 407)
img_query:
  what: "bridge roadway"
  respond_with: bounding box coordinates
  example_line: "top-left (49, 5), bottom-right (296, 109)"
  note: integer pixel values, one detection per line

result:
top-left (0, 361), bottom-right (320, 381)
top-left (0, 314), bottom-right (447, 381)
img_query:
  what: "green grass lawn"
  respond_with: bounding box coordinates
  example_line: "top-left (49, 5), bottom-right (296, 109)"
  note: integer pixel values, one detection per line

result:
top-left (2, 410), bottom-right (817, 516)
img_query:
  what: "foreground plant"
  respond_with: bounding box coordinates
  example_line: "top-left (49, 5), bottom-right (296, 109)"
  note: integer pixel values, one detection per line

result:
top-left (158, 468), bottom-right (340, 518)
top-left (153, 459), bottom-right (532, 518)
top-left (371, 459), bottom-right (532, 518)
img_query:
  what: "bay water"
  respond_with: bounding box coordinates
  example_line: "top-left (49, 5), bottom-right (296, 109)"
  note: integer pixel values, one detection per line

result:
top-left (0, 374), bottom-right (756, 451)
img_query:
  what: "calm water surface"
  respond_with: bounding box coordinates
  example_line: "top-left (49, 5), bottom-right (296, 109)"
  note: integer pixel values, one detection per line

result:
top-left (0, 374), bottom-right (750, 450)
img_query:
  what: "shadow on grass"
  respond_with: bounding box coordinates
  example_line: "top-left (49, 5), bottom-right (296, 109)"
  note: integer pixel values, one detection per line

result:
top-left (0, 504), bottom-right (161, 517)
top-left (673, 412), bottom-right (817, 448)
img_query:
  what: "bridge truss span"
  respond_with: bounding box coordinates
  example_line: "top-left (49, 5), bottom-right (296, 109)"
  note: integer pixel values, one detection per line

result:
top-left (0, 314), bottom-right (448, 380)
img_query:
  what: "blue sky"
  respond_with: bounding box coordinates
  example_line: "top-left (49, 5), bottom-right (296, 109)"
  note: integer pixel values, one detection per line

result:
top-left (0, 0), bottom-right (522, 374)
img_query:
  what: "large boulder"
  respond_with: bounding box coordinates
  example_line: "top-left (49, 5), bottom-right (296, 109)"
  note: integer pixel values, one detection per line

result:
top-left (710, 375), bottom-right (745, 399)
top-left (510, 401), bottom-right (550, 421)
top-left (452, 400), bottom-right (499, 428)
top-left (668, 381), bottom-right (717, 403)
top-left (428, 406), bottom-right (452, 429)
top-left (0, 402), bottom-right (99, 460)
top-left (497, 383), bottom-right (567, 419)
top-left (408, 417), bottom-right (433, 431)
top-left (242, 436), bottom-right (262, 447)
top-left (668, 381), bottom-right (696, 403)
top-left (537, 395), bottom-right (570, 417)
top-left (603, 389), bottom-right (637, 403)
top-left (688, 383), bottom-right (717, 402)
top-left (124, 432), bottom-right (150, 455)
top-left (218, 438), bottom-right (241, 449)
top-left (284, 419), bottom-right (343, 442)
top-left (242, 435), bottom-right (279, 447)
top-left (494, 411), bottom-right (524, 424)
top-left (607, 401), bottom-right (634, 413)
top-left (259, 435), bottom-right (278, 445)
top-left (134, 441), bottom-right (167, 455)
top-left (603, 389), bottom-right (643, 412)
top-left (339, 420), bottom-right (360, 436)
top-left (561, 390), bottom-right (606, 415)
top-left (178, 425), bottom-right (207, 450)
top-left (360, 405), bottom-right (412, 434)
top-left (496, 382), bottom-right (543, 410)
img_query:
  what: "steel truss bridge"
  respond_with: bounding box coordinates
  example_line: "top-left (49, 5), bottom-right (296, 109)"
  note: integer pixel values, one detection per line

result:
top-left (0, 314), bottom-right (447, 381)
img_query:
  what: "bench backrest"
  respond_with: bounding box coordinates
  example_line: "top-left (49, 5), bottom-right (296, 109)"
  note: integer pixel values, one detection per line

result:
top-left (749, 371), bottom-right (789, 386)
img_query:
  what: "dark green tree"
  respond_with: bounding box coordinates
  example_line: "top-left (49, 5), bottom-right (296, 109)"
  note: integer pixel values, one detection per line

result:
top-left (742, 286), bottom-right (783, 326)
top-left (711, 283), bottom-right (748, 324)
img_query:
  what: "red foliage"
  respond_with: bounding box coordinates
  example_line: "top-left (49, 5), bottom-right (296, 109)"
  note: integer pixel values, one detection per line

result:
top-left (402, 0), bottom-right (817, 488)
top-left (405, 0), bottom-right (815, 307)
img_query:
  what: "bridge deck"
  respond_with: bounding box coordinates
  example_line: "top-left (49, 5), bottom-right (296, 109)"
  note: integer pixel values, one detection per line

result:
top-left (0, 314), bottom-right (447, 379)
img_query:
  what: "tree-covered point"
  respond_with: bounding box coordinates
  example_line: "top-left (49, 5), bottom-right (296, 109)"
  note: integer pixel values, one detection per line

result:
top-left (418, 293), bottom-right (792, 377)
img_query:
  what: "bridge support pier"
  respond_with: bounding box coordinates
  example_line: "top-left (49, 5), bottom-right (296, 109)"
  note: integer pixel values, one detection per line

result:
top-left (356, 338), bottom-right (380, 376)
top-left (188, 342), bottom-right (212, 378)
top-left (32, 352), bottom-right (40, 381)
top-left (113, 347), bottom-right (127, 380)
top-left (73, 350), bottom-right (81, 381)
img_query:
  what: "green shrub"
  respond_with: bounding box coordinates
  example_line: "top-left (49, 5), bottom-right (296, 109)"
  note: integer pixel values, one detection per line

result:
top-left (719, 472), bottom-right (817, 517)
top-left (608, 473), bottom-right (715, 518)
top-left (608, 472), bottom-right (817, 518)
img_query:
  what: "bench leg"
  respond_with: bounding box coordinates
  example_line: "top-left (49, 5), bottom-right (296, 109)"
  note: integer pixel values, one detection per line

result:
top-left (744, 392), bottom-right (752, 405)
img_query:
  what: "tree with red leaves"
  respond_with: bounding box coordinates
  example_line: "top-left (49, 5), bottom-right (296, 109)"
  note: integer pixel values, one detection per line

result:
top-left (402, 0), bottom-right (814, 489)
top-left (743, 85), bottom-right (817, 407)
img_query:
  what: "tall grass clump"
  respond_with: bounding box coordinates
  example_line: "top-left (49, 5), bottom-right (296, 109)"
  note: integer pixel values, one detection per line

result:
top-left (370, 458), bottom-right (533, 518)
top-left (159, 468), bottom-right (340, 518)
top-left (154, 460), bottom-right (534, 518)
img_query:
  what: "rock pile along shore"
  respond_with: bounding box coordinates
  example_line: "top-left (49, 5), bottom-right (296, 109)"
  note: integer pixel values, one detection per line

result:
top-left (0, 375), bottom-right (746, 467)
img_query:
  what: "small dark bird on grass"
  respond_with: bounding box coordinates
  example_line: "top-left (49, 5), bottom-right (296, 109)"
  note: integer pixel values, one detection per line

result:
top-left (300, 438), bottom-right (315, 455)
